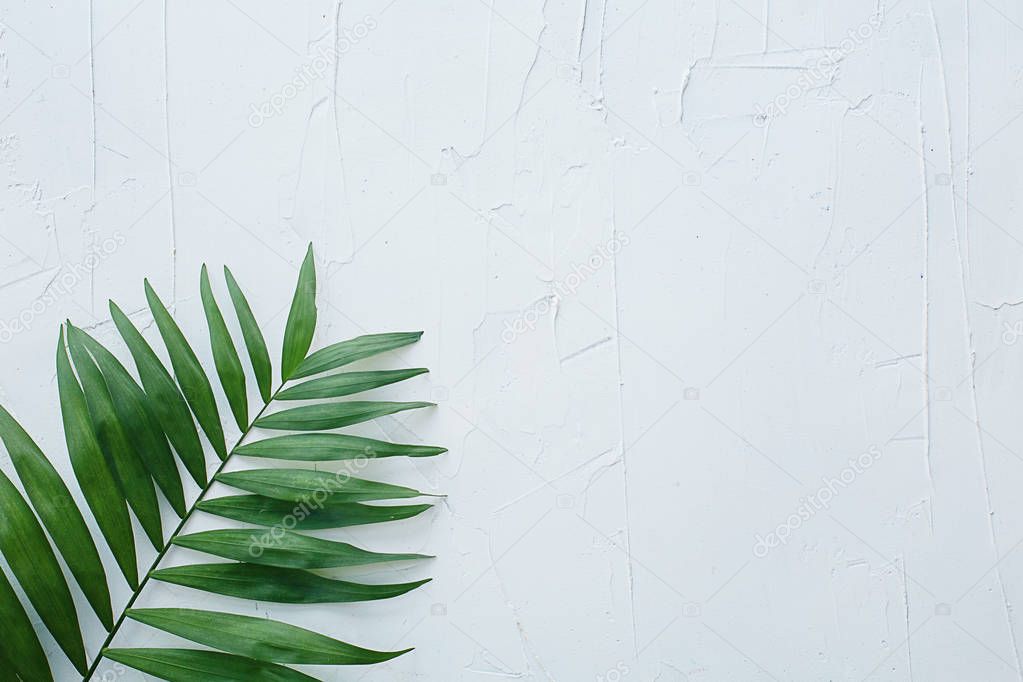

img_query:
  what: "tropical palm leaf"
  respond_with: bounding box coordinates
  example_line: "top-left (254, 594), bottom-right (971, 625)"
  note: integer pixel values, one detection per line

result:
top-left (0, 244), bottom-right (443, 681)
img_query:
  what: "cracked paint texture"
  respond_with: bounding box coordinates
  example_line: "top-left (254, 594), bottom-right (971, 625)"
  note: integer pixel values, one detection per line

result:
top-left (1, 0), bottom-right (1022, 680)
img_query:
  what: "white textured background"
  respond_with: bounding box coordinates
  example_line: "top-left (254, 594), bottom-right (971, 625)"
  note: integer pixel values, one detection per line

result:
top-left (1, 1), bottom-right (1022, 680)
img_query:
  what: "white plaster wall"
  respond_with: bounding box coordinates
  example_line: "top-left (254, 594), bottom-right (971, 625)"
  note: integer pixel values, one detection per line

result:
top-left (1, 1), bottom-right (1022, 680)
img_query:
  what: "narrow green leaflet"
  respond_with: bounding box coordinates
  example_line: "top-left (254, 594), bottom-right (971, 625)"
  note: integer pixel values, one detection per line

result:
top-left (197, 495), bottom-right (431, 530)
top-left (145, 280), bottom-right (228, 458)
top-left (280, 244), bottom-right (316, 380)
top-left (293, 332), bottom-right (423, 380)
top-left (277, 368), bottom-right (428, 401)
top-left (127, 608), bottom-right (411, 665)
top-left (66, 325), bottom-right (164, 550)
top-left (224, 266), bottom-right (272, 403)
top-left (255, 401), bottom-right (433, 431)
top-left (0, 470), bottom-right (86, 673)
top-left (70, 327), bottom-right (187, 517)
top-left (201, 265), bottom-right (249, 430)
top-left (0, 404), bottom-right (113, 629)
top-left (57, 328), bottom-right (139, 589)
top-left (173, 529), bottom-right (430, 569)
top-left (215, 468), bottom-right (425, 503)
top-left (151, 563), bottom-right (431, 603)
top-left (236, 433), bottom-right (446, 461)
top-left (110, 301), bottom-right (208, 485)
top-left (0, 568), bottom-right (52, 682)
top-left (104, 648), bottom-right (318, 682)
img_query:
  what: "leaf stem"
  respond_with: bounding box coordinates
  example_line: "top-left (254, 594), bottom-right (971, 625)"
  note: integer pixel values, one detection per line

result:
top-left (81, 386), bottom-right (282, 681)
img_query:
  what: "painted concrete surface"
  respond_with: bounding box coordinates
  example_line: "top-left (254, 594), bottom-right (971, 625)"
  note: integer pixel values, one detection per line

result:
top-left (1, 1), bottom-right (1022, 680)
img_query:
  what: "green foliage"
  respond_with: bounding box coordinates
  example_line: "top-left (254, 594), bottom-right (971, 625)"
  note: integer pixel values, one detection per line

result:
top-left (0, 245), bottom-right (441, 681)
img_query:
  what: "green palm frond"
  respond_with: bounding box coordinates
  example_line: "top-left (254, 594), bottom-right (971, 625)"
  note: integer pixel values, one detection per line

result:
top-left (0, 244), bottom-right (443, 681)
